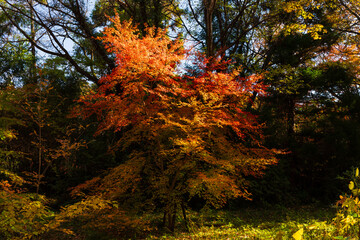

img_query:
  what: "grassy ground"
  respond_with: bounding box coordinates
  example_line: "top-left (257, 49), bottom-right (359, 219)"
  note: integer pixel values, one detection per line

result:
top-left (145, 205), bottom-right (337, 239)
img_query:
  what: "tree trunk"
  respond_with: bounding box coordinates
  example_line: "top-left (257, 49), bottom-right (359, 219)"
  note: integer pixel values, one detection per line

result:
top-left (287, 96), bottom-right (295, 138)
top-left (181, 200), bottom-right (189, 231)
top-left (29, 0), bottom-right (37, 84)
top-left (163, 203), bottom-right (177, 232)
top-left (203, 0), bottom-right (216, 58)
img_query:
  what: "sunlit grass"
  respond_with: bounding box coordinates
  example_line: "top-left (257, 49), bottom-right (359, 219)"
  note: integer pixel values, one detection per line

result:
top-left (146, 205), bottom-right (336, 239)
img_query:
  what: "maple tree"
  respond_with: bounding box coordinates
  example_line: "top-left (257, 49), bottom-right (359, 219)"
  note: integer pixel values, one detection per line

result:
top-left (73, 15), bottom-right (277, 231)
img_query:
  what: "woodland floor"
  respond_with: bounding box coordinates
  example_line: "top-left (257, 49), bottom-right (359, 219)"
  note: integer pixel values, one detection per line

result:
top-left (144, 205), bottom-right (337, 239)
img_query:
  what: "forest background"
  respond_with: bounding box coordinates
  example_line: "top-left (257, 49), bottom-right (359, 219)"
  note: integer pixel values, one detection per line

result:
top-left (0, 0), bottom-right (360, 239)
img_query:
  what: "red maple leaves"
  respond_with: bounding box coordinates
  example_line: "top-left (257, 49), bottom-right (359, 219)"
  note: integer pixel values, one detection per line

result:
top-left (72, 15), bottom-right (276, 229)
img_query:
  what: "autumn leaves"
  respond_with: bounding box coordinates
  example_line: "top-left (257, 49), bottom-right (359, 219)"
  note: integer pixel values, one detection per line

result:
top-left (74, 15), bottom-right (276, 231)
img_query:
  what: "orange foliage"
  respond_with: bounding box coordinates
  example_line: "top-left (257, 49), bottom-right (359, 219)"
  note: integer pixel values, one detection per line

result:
top-left (73, 14), bottom-right (277, 230)
top-left (322, 44), bottom-right (360, 75)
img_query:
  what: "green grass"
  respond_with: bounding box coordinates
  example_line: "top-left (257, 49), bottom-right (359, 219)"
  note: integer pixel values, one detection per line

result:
top-left (145, 205), bottom-right (337, 239)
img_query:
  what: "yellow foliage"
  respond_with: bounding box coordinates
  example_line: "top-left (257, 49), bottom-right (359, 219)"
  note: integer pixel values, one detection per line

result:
top-left (73, 14), bottom-right (278, 232)
top-left (292, 228), bottom-right (304, 240)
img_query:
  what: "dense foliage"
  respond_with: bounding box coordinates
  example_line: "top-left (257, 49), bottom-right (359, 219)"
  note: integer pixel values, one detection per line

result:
top-left (71, 15), bottom-right (276, 231)
top-left (0, 0), bottom-right (360, 239)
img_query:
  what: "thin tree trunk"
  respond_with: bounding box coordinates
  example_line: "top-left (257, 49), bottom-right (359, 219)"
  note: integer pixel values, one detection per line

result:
top-left (181, 200), bottom-right (189, 231)
top-left (36, 81), bottom-right (42, 194)
top-left (203, 0), bottom-right (216, 58)
top-left (169, 204), bottom-right (176, 232)
top-left (287, 96), bottom-right (295, 138)
top-left (139, 0), bottom-right (148, 36)
top-left (30, 0), bottom-right (36, 84)
top-left (163, 203), bottom-right (177, 232)
top-left (153, 0), bottom-right (161, 36)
